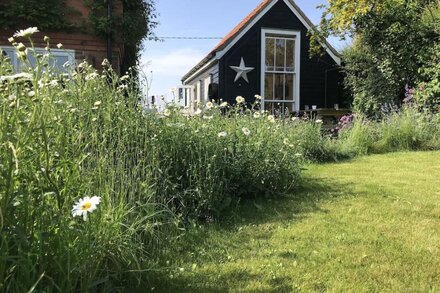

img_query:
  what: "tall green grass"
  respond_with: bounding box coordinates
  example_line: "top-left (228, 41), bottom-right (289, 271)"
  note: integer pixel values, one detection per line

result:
top-left (0, 35), bottom-right (303, 291)
top-left (337, 109), bottom-right (440, 157)
top-left (0, 48), bottom-right (169, 291)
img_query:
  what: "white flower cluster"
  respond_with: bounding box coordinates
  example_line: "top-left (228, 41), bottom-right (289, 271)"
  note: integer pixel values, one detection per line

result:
top-left (14, 27), bottom-right (39, 38)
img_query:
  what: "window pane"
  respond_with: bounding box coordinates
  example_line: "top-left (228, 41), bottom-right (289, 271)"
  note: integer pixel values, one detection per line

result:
top-left (265, 102), bottom-right (275, 115)
top-left (274, 74), bottom-right (284, 100)
top-left (1, 48), bottom-right (14, 60)
top-left (275, 38), bottom-right (285, 71)
top-left (286, 40), bottom-right (295, 72)
top-left (50, 55), bottom-right (69, 70)
top-left (265, 101), bottom-right (293, 116)
top-left (265, 37), bottom-right (274, 71)
top-left (285, 74), bottom-right (294, 101)
top-left (264, 73), bottom-right (274, 100)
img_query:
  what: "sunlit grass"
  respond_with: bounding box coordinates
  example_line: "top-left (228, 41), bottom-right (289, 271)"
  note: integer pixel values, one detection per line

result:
top-left (150, 151), bottom-right (440, 292)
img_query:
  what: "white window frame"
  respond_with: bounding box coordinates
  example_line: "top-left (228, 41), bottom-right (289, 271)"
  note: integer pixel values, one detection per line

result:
top-left (0, 46), bottom-right (75, 72)
top-left (260, 29), bottom-right (301, 112)
top-left (174, 85), bottom-right (193, 108)
top-left (196, 81), bottom-right (202, 106)
top-left (204, 76), bottom-right (211, 102)
top-left (1, 46), bottom-right (19, 69)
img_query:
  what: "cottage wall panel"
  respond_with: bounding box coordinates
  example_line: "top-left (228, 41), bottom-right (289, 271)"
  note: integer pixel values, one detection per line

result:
top-left (219, 0), bottom-right (342, 109)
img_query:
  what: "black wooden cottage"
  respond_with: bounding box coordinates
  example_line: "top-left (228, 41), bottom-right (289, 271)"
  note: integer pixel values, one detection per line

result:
top-left (180, 0), bottom-right (343, 115)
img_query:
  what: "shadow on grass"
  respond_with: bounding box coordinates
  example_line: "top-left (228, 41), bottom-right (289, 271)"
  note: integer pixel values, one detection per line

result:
top-left (221, 175), bottom-right (357, 228)
top-left (142, 175), bottom-right (359, 292)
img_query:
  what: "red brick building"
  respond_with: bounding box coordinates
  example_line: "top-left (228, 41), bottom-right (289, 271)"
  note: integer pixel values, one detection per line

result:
top-left (0, 0), bottom-right (124, 73)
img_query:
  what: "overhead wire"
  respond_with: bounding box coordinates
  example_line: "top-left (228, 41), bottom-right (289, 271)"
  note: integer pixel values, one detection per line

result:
top-left (157, 36), bottom-right (223, 40)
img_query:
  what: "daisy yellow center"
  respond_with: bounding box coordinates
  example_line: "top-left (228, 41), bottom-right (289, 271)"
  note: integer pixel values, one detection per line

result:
top-left (81, 202), bottom-right (92, 210)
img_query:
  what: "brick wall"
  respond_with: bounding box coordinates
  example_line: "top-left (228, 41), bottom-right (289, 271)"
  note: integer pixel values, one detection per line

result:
top-left (0, 0), bottom-right (124, 73)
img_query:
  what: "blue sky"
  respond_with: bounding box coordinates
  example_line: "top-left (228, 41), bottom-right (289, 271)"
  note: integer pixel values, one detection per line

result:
top-left (141, 0), bottom-right (350, 99)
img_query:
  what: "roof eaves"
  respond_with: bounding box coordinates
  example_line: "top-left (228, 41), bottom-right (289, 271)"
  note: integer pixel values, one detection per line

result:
top-left (182, 0), bottom-right (341, 83)
top-left (181, 52), bottom-right (216, 83)
top-left (181, 0), bottom-right (272, 83)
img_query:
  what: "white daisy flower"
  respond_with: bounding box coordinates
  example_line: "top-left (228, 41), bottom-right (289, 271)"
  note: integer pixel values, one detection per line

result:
top-left (28, 90), bottom-right (35, 97)
top-left (236, 96), bottom-right (245, 104)
top-left (283, 138), bottom-right (294, 148)
top-left (0, 72), bottom-right (32, 82)
top-left (8, 37), bottom-right (14, 43)
top-left (72, 196), bottom-right (101, 221)
top-left (16, 43), bottom-right (26, 52)
top-left (94, 101), bottom-right (102, 107)
top-left (253, 112), bottom-right (261, 119)
top-left (316, 119), bottom-right (323, 124)
top-left (268, 115), bottom-right (275, 123)
top-left (218, 131), bottom-right (227, 138)
top-left (205, 101), bottom-right (214, 109)
top-left (16, 50), bottom-right (27, 59)
top-left (57, 43), bottom-right (63, 49)
top-left (194, 109), bottom-right (202, 116)
top-left (220, 102), bottom-right (228, 108)
top-left (85, 72), bottom-right (99, 81)
top-left (14, 27), bottom-right (39, 38)
top-left (242, 127), bottom-right (251, 136)
top-left (44, 36), bottom-right (50, 42)
top-left (163, 109), bottom-right (171, 117)
top-left (254, 94), bottom-right (262, 100)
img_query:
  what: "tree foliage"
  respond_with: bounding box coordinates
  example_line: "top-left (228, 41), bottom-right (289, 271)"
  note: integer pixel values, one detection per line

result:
top-left (0, 0), bottom-right (68, 30)
top-left (0, 0), bottom-right (158, 71)
top-left (87, 0), bottom-right (158, 73)
top-left (313, 0), bottom-right (440, 114)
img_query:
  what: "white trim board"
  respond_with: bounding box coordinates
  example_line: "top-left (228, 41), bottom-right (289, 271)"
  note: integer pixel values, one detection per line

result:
top-left (182, 58), bottom-right (217, 85)
top-left (0, 45), bottom-right (76, 72)
top-left (217, 0), bottom-right (341, 65)
top-left (182, 0), bottom-right (341, 85)
top-left (260, 29), bottom-right (301, 112)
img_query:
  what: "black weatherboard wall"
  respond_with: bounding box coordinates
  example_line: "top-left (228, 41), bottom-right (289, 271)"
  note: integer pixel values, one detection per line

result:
top-left (218, 0), bottom-right (342, 109)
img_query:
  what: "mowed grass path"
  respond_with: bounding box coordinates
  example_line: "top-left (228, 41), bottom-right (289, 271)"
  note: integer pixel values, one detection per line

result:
top-left (150, 152), bottom-right (440, 292)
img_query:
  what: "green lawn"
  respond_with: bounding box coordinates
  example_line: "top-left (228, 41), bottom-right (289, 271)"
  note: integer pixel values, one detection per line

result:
top-left (149, 151), bottom-right (440, 292)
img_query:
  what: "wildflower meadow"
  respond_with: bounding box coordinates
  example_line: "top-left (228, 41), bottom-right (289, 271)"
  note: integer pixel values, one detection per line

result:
top-left (1, 30), bottom-right (440, 291)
